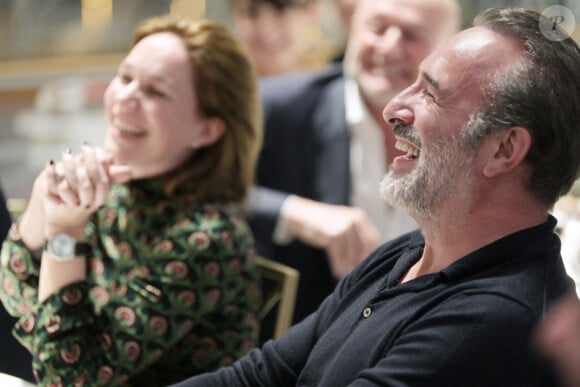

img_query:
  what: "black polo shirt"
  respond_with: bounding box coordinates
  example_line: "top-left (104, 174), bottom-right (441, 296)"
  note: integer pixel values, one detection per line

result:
top-left (174, 216), bottom-right (572, 387)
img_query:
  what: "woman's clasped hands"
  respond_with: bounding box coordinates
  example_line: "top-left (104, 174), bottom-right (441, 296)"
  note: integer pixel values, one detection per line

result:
top-left (41, 144), bottom-right (132, 236)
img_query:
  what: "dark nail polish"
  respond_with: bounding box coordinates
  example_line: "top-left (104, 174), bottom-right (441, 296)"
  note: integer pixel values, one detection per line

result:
top-left (49, 160), bottom-right (54, 165)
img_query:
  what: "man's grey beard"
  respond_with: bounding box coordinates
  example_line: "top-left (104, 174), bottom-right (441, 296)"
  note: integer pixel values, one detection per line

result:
top-left (380, 126), bottom-right (479, 218)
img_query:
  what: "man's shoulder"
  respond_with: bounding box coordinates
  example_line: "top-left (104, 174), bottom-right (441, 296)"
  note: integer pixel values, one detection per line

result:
top-left (259, 63), bottom-right (344, 101)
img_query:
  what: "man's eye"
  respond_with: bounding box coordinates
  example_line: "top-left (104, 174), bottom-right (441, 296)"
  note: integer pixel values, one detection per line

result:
top-left (403, 31), bottom-right (418, 41)
top-left (244, 4), bottom-right (260, 18)
top-left (370, 23), bottom-right (386, 35)
top-left (422, 89), bottom-right (435, 100)
top-left (119, 74), bottom-right (131, 84)
top-left (145, 87), bottom-right (165, 98)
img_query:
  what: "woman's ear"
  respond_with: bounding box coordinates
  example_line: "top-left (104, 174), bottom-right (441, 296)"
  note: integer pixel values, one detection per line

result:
top-left (482, 126), bottom-right (531, 178)
top-left (191, 117), bottom-right (226, 149)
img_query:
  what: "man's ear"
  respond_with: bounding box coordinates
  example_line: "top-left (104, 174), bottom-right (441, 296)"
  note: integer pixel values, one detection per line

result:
top-left (306, 0), bottom-right (321, 23)
top-left (191, 117), bottom-right (226, 149)
top-left (482, 126), bottom-right (531, 177)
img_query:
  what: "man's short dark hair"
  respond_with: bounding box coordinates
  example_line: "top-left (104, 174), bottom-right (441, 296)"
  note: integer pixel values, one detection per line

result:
top-left (233, 0), bottom-right (315, 11)
top-left (471, 7), bottom-right (580, 208)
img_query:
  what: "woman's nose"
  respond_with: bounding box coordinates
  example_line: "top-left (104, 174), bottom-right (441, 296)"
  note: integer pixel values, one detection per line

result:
top-left (115, 82), bottom-right (139, 111)
top-left (117, 81), bottom-right (138, 101)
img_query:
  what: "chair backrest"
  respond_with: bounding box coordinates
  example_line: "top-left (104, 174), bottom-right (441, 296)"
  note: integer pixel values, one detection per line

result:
top-left (254, 255), bottom-right (299, 340)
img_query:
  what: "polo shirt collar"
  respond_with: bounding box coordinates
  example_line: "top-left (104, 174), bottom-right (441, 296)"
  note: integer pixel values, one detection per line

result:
top-left (441, 215), bottom-right (560, 282)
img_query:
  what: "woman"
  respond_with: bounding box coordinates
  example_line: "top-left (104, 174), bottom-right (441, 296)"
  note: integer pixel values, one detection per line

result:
top-left (0, 16), bottom-right (262, 386)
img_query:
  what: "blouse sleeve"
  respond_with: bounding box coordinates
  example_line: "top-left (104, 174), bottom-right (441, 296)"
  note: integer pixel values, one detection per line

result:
top-left (2, 204), bottom-right (261, 386)
top-left (0, 223), bottom-right (43, 320)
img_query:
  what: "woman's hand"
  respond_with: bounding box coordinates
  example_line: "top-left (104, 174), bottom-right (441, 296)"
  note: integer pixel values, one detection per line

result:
top-left (43, 145), bottom-right (132, 238)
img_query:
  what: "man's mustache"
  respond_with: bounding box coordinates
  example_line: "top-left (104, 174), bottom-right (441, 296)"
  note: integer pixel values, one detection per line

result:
top-left (393, 124), bottom-right (422, 148)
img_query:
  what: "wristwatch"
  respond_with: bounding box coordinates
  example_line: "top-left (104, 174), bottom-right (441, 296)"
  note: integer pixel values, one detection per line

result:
top-left (44, 233), bottom-right (91, 262)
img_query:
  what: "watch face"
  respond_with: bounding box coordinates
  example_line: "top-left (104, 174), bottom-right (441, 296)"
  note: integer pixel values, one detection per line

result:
top-left (49, 234), bottom-right (75, 258)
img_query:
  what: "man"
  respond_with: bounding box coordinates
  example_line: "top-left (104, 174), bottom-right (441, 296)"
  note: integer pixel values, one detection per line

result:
top-left (535, 294), bottom-right (580, 387)
top-left (330, 0), bottom-right (357, 62)
top-left (0, 185), bottom-right (35, 384)
top-left (249, 0), bottom-right (461, 335)
top-left (231, 0), bottom-right (332, 76)
top-left (0, 185), bottom-right (10, 243)
top-left (173, 7), bottom-right (580, 386)
top-left (334, 0), bottom-right (357, 33)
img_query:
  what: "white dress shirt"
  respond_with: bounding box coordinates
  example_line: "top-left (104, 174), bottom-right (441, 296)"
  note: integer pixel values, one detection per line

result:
top-left (345, 78), bottom-right (418, 242)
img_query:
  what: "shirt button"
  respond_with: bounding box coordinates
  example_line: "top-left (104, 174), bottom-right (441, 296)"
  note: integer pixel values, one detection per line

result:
top-left (362, 307), bottom-right (372, 318)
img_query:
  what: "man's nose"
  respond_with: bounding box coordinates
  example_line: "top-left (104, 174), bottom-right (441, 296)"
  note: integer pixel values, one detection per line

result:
top-left (376, 26), bottom-right (405, 59)
top-left (383, 92), bottom-right (414, 126)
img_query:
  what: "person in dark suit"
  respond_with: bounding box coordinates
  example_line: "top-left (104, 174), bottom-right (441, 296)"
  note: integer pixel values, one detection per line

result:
top-left (249, 0), bottom-right (461, 340)
top-left (0, 185), bottom-right (35, 383)
top-left (230, 0), bottom-right (334, 77)
top-left (535, 293), bottom-right (580, 387)
top-left (0, 185), bottom-right (10, 241)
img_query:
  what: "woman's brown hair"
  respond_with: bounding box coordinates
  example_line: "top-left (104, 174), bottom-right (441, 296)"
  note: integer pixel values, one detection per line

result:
top-left (132, 16), bottom-right (262, 203)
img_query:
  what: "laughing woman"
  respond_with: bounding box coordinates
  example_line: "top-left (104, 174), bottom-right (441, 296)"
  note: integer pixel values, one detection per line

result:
top-left (0, 16), bottom-right (262, 386)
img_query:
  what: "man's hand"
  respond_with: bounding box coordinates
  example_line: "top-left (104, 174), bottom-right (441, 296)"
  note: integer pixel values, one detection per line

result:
top-left (284, 196), bottom-right (381, 278)
top-left (534, 293), bottom-right (580, 387)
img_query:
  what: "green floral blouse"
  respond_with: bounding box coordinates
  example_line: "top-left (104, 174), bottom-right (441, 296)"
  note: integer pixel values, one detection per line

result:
top-left (0, 178), bottom-right (262, 386)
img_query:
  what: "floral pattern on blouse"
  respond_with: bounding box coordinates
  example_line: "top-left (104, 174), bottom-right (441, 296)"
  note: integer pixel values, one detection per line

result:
top-left (0, 178), bottom-right (261, 386)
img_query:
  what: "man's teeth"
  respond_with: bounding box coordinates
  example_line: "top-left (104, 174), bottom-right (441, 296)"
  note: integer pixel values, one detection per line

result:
top-left (395, 140), bottom-right (420, 157)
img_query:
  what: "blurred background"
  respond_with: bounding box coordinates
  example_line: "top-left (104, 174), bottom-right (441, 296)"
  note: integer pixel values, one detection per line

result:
top-left (0, 0), bottom-right (578, 200)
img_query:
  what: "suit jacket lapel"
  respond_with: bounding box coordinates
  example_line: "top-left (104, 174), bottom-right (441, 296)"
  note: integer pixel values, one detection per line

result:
top-left (312, 75), bottom-right (351, 205)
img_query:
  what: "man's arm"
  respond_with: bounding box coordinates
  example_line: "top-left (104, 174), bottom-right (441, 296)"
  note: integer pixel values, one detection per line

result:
top-left (170, 286), bottom-right (351, 386)
top-left (249, 186), bottom-right (381, 277)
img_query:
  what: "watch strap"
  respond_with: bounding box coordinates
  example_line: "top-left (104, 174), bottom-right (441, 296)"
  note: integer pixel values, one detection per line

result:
top-left (74, 242), bottom-right (92, 256)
